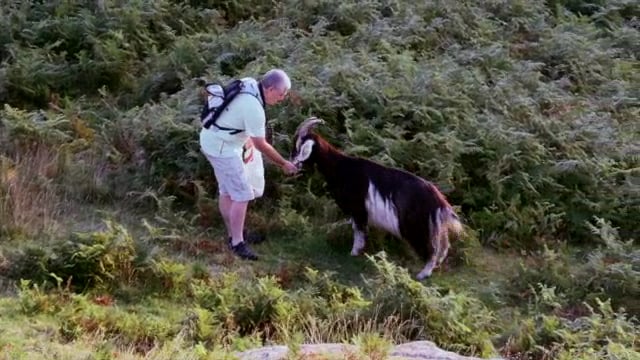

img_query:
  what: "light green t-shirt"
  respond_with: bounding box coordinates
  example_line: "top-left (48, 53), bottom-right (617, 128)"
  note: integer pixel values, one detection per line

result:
top-left (200, 86), bottom-right (266, 158)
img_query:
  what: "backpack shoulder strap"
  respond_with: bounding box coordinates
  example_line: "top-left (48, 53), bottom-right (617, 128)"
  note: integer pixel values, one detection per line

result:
top-left (202, 79), bottom-right (244, 131)
top-left (237, 77), bottom-right (266, 109)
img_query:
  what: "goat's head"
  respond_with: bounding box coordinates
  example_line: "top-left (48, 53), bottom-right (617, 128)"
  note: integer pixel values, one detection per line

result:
top-left (290, 117), bottom-right (324, 169)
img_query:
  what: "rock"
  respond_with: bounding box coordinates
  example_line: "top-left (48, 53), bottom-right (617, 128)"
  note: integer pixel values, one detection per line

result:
top-left (390, 341), bottom-right (501, 359)
top-left (235, 340), bottom-right (504, 360)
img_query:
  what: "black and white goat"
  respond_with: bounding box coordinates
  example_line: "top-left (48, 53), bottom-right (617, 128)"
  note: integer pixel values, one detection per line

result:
top-left (290, 117), bottom-right (463, 280)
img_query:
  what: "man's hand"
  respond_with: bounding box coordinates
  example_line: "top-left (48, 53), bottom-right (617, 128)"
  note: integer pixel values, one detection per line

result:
top-left (242, 139), bottom-right (255, 163)
top-left (250, 136), bottom-right (298, 175)
top-left (281, 160), bottom-right (298, 175)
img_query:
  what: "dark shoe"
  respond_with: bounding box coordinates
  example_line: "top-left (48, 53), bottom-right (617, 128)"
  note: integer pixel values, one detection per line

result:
top-left (229, 241), bottom-right (258, 261)
top-left (226, 230), bottom-right (266, 247)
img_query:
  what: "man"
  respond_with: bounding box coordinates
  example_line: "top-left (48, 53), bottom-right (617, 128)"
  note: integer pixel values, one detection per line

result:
top-left (200, 69), bottom-right (298, 260)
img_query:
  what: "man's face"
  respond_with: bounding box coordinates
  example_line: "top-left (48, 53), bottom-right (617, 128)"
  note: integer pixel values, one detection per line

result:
top-left (265, 85), bottom-right (288, 105)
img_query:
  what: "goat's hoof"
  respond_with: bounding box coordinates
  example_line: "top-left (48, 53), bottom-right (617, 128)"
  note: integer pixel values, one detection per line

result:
top-left (350, 249), bottom-right (362, 256)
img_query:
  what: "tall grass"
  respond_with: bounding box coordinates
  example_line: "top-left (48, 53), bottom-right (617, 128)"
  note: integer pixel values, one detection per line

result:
top-left (0, 142), bottom-right (65, 238)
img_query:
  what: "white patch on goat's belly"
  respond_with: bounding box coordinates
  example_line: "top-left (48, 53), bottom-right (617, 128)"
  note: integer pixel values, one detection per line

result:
top-left (365, 182), bottom-right (401, 238)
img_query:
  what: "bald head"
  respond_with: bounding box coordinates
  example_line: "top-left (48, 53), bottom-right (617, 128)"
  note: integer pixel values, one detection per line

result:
top-left (261, 69), bottom-right (291, 91)
top-left (260, 69), bottom-right (291, 105)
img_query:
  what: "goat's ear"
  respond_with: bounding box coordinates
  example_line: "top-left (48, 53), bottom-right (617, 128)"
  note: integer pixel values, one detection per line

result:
top-left (292, 139), bottom-right (315, 165)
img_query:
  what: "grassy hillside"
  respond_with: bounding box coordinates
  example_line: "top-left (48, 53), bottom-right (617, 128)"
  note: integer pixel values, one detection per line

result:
top-left (0, 0), bottom-right (638, 359)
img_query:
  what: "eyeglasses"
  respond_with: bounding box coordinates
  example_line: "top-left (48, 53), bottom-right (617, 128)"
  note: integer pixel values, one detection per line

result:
top-left (276, 87), bottom-right (289, 98)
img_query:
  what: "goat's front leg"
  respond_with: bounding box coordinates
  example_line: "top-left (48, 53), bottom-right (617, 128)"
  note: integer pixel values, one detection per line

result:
top-left (350, 218), bottom-right (368, 256)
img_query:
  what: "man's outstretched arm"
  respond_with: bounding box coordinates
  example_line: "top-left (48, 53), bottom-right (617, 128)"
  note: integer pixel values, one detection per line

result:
top-left (250, 136), bottom-right (298, 175)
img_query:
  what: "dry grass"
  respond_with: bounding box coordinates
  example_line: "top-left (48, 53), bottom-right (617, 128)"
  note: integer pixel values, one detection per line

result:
top-left (0, 144), bottom-right (67, 238)
top-left (297, 310), bottom-right (421, 345)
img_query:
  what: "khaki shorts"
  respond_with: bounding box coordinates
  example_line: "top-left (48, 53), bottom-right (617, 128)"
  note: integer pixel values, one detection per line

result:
top-left (203, 151), bottom-right (256, 202)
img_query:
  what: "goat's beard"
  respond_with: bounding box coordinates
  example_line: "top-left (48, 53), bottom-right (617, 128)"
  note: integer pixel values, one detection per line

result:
top-left (292, 161), bottom-right (313, 173)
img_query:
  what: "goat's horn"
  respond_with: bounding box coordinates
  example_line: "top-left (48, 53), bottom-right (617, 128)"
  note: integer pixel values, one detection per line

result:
top-left (294, 117), bottom-right (324, 139)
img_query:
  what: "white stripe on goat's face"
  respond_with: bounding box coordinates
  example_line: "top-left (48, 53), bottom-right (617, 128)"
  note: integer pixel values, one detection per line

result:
top-left (292, 139), bottom-right (314, 168)
top-left (364, 182), bottom-right (401, 238)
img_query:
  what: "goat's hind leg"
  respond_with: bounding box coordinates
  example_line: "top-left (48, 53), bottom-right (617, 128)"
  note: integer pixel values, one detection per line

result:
top-left (436, 228), bottom-right (450, 267)
top-left (416, 226), bottom-right (441, 280)
top-left (416, 258), bottom-right (438, 280)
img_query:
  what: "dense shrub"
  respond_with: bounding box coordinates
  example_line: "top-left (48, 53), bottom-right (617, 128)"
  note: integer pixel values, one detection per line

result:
top-left (508, 218), bottom-right (640, 316)
top-left (7, 221), bottom-right (142, 291)
top-left (503, 295), bottom-right (639, 360)
top-left (187, 253), bottom-right (499, 356)
top-left (2, 0), bottom-right (638, 248)
top-left (5, 220), bottom-right (198, 298)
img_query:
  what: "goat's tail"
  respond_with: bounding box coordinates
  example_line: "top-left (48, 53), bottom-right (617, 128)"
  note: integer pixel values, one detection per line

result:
top-left (417, 206), bottom-right (463, 280)
top-left (438, 206), bottom-right (463, 239)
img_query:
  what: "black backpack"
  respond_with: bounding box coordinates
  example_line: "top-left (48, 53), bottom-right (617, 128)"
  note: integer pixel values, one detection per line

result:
top-left (200, 78), bottom-right (273, 143)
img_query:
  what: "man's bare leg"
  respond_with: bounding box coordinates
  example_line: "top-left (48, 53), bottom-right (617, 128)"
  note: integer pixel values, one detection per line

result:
top-left (229, 200), bottom-right (249, 247)
top-left (218, 194), bottom-right (233, 238)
